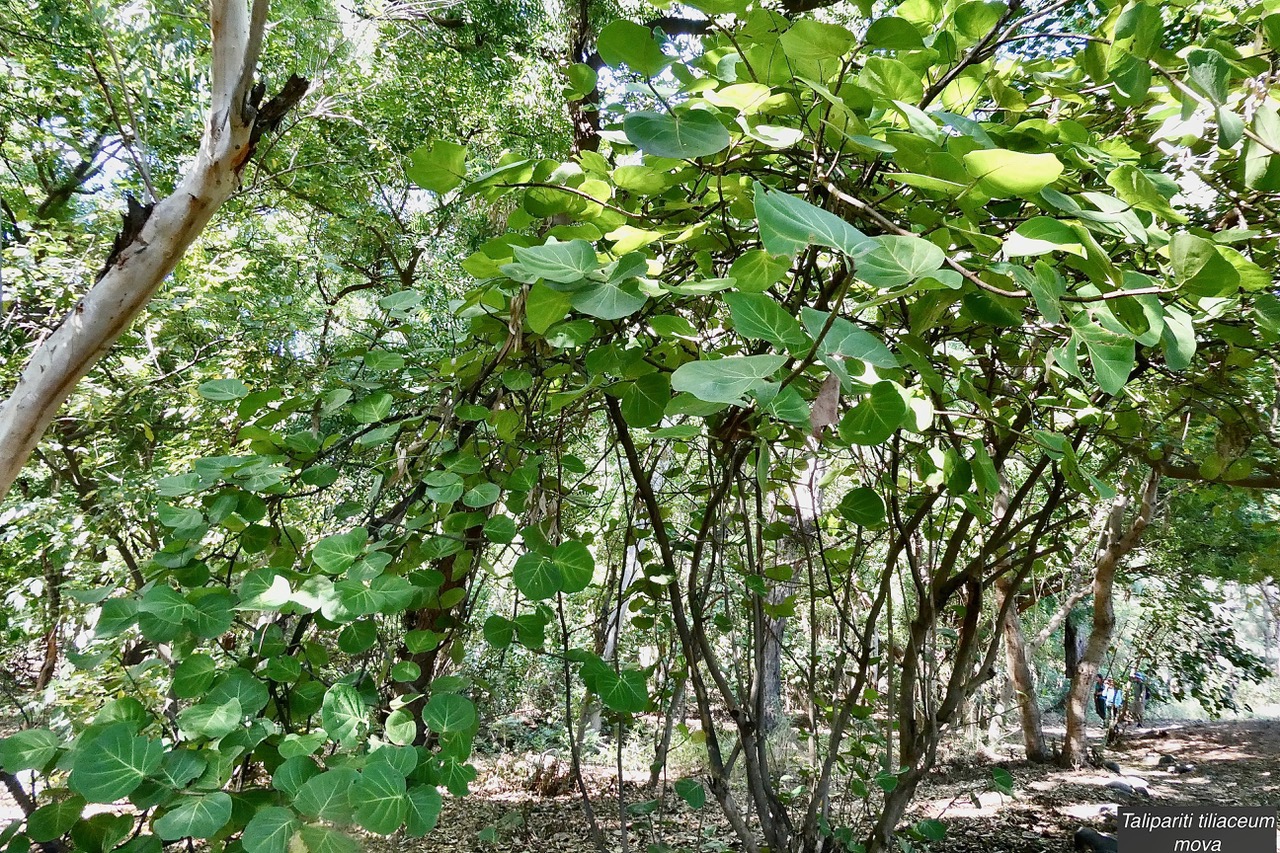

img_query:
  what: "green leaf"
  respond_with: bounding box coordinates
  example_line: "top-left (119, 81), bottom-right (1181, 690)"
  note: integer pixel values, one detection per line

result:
top-left (354, 764), bottom-right (409, 834)
top-left (570, 279), bottom-right (648, 320)
top-left (483, 615), bottom-right (515, 649)
top-left (197, 379), bottom-right (249, 402)
top-left (321, 683), bottom-right (367, 745)
top-left (670, 355), bottom-right (787, 405)
top-left (386, 709), bottom-right (417, 746)
top-left (525, 283), bottom-right (573, 334)
top-left (754, 182), bottom-right (874, 258)
top-left (620, 373), bottom-right (671, 428)
top-left (423, 693), bottom-right (477, 734)
top-left (462, 482), bottom-right (500, 508)
top-left (623, 110), bottom-right (730, 160)
top-left (800, 309), bottom-right (898, 368)
top-left (139, 584), bottom-right (193, 624)
top-left (1161, 306), bottom-right (1196, 371)
top-left (864, 17), bottom-right (924, 49)
top-left (241, 807), bottom-right (299, 853)
top-left (779, 19), bottom-right (854, 61)
top-left (172, 654), bottom-right (217, 699)
top-left (962, 150), bottom-right (1063, 196)
top-left (1185, 48), bottom-right (1229, 105)
top-left (512, 552), bottom-right (561, 600)
top-left (70, 723), bottom-right (164, 803)
top-left (154, 793), bottom-right (232, 841)
top-left (838, 487), bottom-right (886, 526)
top-left (295, 768), bottom-right (359, 823)
top-left (597, 20), bottom-right (671, 77)
top-left (952, 0), bottom-right (1004, 38)
top-left (177, 699), bottom-right (242, 740)
top-left (298, 825), bottom-right (359, 853)
top-left (858, 235), bottom-right (945, 287)
top-left (1003, 217), bottom-right (1085, 257)
top-left (917, 818), bottom-right (947, 841)
top-left (312, 529), bottom-right (367, 574)
top-left (1168, 233), bottom-right (1240, 297)
top-left (27, 796), bottom-right (84, 843)
top-left (725, 293), bottom-right (809, 353)
top-left (1106, 166), bottom-right (1186, 223)
top-left (838, 382), bottom-right (908, 446)
top-left (553, 540), bottom-right (595, 593)
top-left (512, 240), bottom-right (599, 284)
top-left (674, 778), bottom-right (706, 809)
top-left (407, 140), bottom-right (467, 194)
top-left (1071, 314), bottom-right (1135, 395)
top-left (565, 63), bottom-right (597, 99)
top-left (728, 250), bottom-right (790, 293)
top-left (0, 729), bottom-right (60, 773)
top-left (405, 786), bottom-right (443, 837)
top-left (272, 756), bottom-right (320, 797)
top-left (597, 669), bottom-right (648, 713)
top-left (350, 393), bottom-right (392, 424)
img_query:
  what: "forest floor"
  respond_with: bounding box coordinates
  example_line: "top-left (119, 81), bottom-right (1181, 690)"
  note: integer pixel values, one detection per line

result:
top-left (380, 718), bottom-right (1280, 853)
top-left (3, 718), bottom-right (1278, 851)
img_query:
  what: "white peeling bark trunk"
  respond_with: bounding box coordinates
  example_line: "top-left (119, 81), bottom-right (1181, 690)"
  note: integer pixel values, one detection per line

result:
top-left (0, 0), bottom-right (293, 501)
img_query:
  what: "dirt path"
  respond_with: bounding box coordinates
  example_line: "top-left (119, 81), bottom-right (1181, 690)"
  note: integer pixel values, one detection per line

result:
top-left (397, 719), bottom-right (1280, 852)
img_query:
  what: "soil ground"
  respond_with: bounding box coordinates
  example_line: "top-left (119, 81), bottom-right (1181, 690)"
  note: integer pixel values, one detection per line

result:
top-left (4, 719), bottom-right (1278, 851)
top-left (381, 719), bottom-right (1280, 852)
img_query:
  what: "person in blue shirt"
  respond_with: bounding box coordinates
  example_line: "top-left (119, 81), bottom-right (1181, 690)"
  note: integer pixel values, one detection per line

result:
top-left (1103, 678), bottom-right (1124, 723)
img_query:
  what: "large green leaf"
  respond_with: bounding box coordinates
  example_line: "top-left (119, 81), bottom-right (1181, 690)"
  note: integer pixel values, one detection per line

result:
top-left (294, 768), bottom-right (359, 823)
top-left (311, 529), bottom-right (367, 574)
top-left (619, 373), bottom-right (671, 428)
top-left (597, 20), bottom-right (672, 77)
top-left (1185, 48), bottom-right (1229, 104)
top-left (623, 111), bottom-right (731, 159)
top-left (422, 693), bottom-right (477, 734)
top-left (670, 355), bottom-right (787, 405)
top-left (753, 182), bottom-right (873, 258)
top-left (596, 668), bottom-right (649, 713)
top-left (154, 793), bottom-right (232, 841)
top-left (241, 807), bottom-right (299, 853)
top-left (512, 240), bottom-right (599, 284)
top-left (838, 382), bottom-right (908, 446)
top-left (177, 699), bottom-right (242, 740)
top-left (800, 309), bottom-right (897, 368)
top-left (0, 729), bottom-right (60, 773)
top-left (962, 150), bottom-right (1063, 196)
top-left (725, 293), bottom-right (810, 353)
top-left (1071, 314), bottom-right (1134, 395)
top-left (298, 825), bottom-right (359, 853)
top-left (405, 786), bottom-right (443, 837)
top-left (512, 552), bottom-right (561, 600)
top-left (553, 540), bottom-right (595, 593)
top-left (27, 796), bottom-right (84, 843)
top-left (407, 140), bottom-right (467, 194)
top-left (570, 279), bottom-right (648, 320)
top-left (321, 683), bottom-right (367, 745)
top-left (353, 764), bottom-right (408, 834)
top-left (69, 724), bottom-right (164, 803)
top-left (858, 235), bottom-right (946, 288)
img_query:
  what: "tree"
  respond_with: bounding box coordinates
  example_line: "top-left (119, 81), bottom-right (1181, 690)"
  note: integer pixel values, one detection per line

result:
top-left (0, 0), bottom-right (306, 499)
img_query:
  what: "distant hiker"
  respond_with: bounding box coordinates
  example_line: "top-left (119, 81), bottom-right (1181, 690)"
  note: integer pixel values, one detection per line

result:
top-left (1104, 678), bottom-right (1124, 722)
top-left (1094, 674), bottom-right (1107, 720)
top-left (1129, 672), bottom-right (1149, 726)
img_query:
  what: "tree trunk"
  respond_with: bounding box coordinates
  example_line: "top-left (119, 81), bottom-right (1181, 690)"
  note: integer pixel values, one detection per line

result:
top-left (0, 0), bottom-right (307, 501)
top-left (1061, 471), bottom-right (1159, 767)
top-left (1065, 612), bottom-right (1083, 681)
top-left (996, 576), bottom-right (1048, 761)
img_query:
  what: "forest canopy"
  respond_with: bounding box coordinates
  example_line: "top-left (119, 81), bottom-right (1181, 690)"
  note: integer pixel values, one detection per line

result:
top-left (1, 0), bottom-right (1279, 851)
